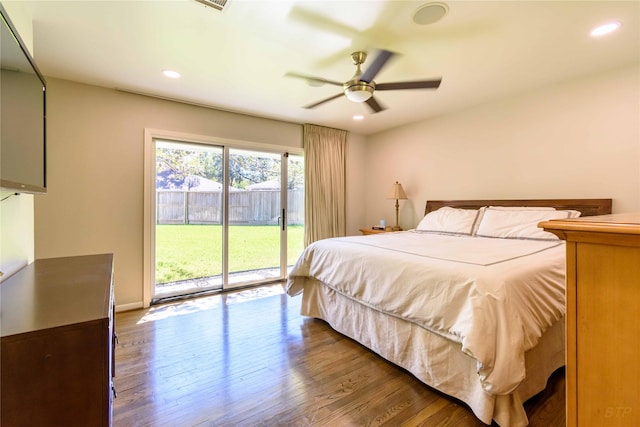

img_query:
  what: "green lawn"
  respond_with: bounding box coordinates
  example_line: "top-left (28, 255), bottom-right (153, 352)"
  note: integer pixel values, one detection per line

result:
top-left (155, 224), bottom-right (304, 284)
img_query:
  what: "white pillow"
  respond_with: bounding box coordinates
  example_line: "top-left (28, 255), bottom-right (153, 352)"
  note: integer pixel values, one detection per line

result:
top-left (488, 205), bottom-right (581, 218)
top-left (488, 206), bottom-right (556, 210)
top-left (479, 206), bottom-right (555, 236)
top-left (476, 208), bottom-right (572, 240)
top-left (416, 207), bottom-right (481, 235)
top-left (488, 206), bottom-right (581, 217)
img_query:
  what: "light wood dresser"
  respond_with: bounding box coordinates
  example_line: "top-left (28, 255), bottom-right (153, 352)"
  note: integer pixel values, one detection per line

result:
top-left (541, 212), bottom-right (640, 427)
top-left (1, 254), bottom-right (115, 427)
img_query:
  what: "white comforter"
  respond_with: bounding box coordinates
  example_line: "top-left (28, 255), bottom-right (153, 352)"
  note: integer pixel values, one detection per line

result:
top-left (286, 231), bottom-right (566, 395)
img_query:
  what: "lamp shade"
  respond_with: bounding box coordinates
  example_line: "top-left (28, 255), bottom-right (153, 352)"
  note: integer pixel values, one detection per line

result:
top-left (344, 83), bottom-right (374, 103)
top-left (386, 181), bottom-right (407, 200)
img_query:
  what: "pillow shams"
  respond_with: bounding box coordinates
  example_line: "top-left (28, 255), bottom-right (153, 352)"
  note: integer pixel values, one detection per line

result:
top-left (476, 208), bottom-right (571, 240)
top-left (488, 206), bottom-right (556, 210)
top-left (416, 207), bottom-right (480, 235)
top-left (488, 205), bottom-right (581, 218)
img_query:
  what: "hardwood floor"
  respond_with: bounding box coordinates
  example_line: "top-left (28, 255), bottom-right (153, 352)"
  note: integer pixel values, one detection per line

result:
top-left (113, 285), bottom-right (565, 426)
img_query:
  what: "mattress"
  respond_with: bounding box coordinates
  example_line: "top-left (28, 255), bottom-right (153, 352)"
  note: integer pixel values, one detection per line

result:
top-left (287, 231), bottom-right (567, 425)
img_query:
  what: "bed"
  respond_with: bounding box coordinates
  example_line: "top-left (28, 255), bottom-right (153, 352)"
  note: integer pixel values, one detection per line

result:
top-left (286, 198), bottom-right (612, 426)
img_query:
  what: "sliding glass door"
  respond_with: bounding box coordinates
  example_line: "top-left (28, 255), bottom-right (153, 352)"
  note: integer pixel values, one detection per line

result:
top-left (150, 139), bottom-right (303, 301)
top-left (227, 149), bottom-right (282, 287)
top-left (286, 154), bottom-right (305, 271)
top-left (154, 141), bottom-right (224, 299)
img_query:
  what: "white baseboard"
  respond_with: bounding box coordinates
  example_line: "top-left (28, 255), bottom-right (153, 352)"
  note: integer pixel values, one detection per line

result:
top-left (115, 301), bottom-right (144, 312)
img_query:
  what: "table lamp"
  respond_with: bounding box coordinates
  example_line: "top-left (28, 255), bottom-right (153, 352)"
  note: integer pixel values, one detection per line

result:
top-left (386, 181), bottom-right (407, 231)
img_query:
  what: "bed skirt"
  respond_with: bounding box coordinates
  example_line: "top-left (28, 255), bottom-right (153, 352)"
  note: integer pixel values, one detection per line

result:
top-left (299, 278), bottom-right (565, 427)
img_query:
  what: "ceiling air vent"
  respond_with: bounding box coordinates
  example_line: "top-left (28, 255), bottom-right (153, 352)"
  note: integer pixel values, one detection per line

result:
top-left (194, 0), bottom-right (228, 11)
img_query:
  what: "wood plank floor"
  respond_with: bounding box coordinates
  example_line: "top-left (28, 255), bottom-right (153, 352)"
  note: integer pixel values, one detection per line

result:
top-left (113, 285), bottom-right (565, 426)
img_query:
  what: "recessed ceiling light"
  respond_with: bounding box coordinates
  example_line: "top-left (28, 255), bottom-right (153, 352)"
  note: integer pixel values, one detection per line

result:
top-left (353, 115), bottom-right (364, 121)
top-left (163, 69), bottom-right (181, 79)
top-left (591, 21), bottom-right (621, 37)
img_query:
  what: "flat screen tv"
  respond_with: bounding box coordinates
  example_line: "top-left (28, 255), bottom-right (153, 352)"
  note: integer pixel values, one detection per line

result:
top-left (1, 4), bottom-right (46, 194)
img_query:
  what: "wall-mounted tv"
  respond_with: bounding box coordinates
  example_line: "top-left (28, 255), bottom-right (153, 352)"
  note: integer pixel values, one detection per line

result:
top-left (1, 4), bottom-right (46, 194)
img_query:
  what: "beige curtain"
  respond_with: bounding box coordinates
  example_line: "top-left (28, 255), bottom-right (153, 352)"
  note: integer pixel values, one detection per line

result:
top-left (303, 124), bottom-right (348, 246)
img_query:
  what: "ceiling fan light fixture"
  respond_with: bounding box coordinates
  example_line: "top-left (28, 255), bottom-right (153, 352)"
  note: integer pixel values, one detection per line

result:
top-left (288, 48), bottom-right (439, 112)
top-left (344, 82), bottom-right (374, 102)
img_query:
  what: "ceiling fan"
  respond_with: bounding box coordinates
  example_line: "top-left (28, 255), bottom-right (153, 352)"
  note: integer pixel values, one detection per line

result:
top-left (286, 49), bottom-right (442, 113)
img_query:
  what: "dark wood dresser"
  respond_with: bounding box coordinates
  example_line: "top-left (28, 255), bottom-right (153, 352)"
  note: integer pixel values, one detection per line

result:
top-left (1, 254), bottom-right (115, 426)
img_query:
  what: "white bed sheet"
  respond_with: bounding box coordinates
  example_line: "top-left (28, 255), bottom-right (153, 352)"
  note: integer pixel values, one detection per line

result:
top-left (287, 231), bottom-right (566, 396)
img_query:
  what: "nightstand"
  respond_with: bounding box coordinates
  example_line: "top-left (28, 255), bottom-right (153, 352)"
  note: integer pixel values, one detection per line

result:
top-left (359, 228), bottom-right (391, 235)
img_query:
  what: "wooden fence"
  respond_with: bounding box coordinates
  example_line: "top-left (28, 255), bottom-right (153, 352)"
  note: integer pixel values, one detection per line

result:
top-left (157, 189), bottom-right (304, 225)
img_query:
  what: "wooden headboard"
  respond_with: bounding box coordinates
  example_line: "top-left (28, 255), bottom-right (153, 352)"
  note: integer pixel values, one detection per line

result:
top-left (425, 199), bottom-right (612, 217)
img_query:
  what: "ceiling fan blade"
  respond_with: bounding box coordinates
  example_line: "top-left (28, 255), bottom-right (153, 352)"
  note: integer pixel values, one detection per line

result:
top-left (304, 93), bottom-right (344, 109)
top-left (288, 6), bottom-right (357, 40)
top-left (360, 49), bottom-right (395, 83)
top-left (365, 96), bottom-right (386, 113)
top-left (376, 79), bottom-right (442, 91)
top-left (285, 72), bottom-right (343, 87)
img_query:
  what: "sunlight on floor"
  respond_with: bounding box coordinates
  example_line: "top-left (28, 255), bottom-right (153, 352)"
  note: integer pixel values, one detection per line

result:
top-left (137, 284), bottom-right (285, 324)
top-left (225, 284), bottom-right (284, 305)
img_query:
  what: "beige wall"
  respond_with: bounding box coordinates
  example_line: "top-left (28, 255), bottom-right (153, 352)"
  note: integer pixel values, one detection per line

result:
top-left (345, 132), bottom-right (367, 235)
top-left (34, 79), bottom-right (300, 308)
top-left (0, 192), bottom-right (34, 279)
top-left (364, 65), bottom-right (640, 229)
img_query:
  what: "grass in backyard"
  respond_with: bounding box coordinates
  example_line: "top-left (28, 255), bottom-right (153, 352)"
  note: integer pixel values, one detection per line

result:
top-left (155, 224), bottom-right (304, 284)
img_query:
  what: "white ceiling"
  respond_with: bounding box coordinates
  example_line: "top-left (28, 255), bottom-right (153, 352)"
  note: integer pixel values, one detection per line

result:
top-left (23, 0), bottom-right (640, 135)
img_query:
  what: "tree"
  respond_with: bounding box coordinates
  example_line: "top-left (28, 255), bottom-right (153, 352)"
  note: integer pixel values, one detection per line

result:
top-left (156, 145), bottom-right (302, 190)
top-left (156, 147), bottom-right (192, 189)
top-left (156, 146), bottom-right (223, 189)
top-left (229, 152), bottom-right (279, 189)
top-left (287, 155), bottom-right (304, 189)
